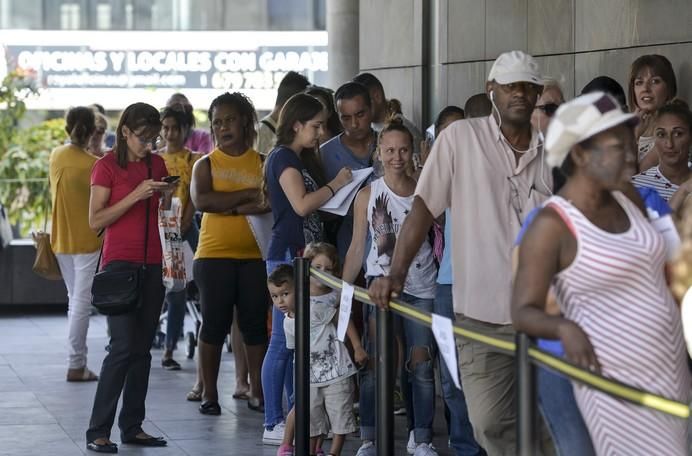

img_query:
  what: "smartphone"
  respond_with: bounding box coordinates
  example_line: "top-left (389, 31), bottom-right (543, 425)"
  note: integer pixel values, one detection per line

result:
top-left (163, 175), bottom-right (180, 184)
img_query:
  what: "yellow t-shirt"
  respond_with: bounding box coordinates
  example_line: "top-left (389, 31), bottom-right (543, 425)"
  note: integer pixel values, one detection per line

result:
top-left (160, 148), bottom-right (201, 212)
top-left (195, 148), bottom-right (263, 259)
top-left (49, 144), bottom-right (100, 254)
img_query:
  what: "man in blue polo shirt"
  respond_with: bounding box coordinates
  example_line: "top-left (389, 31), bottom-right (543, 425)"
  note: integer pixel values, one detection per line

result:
top-left (320, 81), bottom-right (378, 260)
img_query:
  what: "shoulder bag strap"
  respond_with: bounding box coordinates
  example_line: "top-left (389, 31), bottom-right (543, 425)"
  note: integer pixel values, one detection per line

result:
top-left (143, 155), bottom-right (152, 268)
top-left (261, 118), bottom-right (276, 134)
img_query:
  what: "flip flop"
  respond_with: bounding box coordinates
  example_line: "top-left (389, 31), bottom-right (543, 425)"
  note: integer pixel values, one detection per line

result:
top-left (67, 368), bottom-right (98, 382)
top-left (232, 391), bottom-right (250, 400)
top-left (121, 435), bottom-right (167, 447)
top-left (186, 389), bottom-right (202, 401)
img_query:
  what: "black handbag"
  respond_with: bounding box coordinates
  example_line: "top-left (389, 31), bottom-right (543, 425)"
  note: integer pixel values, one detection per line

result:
top-left (91, 158), bottom-right (152, 316)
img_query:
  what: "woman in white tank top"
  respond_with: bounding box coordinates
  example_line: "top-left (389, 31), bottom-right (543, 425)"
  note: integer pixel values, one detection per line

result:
top-left (342, 120), bottom-right (439, 454)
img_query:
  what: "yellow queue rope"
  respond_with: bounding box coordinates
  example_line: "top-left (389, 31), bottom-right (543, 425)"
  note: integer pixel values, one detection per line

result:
top-left (310, 267), bottom-right (691, 419)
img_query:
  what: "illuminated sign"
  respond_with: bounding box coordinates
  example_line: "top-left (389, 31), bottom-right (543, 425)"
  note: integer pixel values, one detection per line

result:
top-left (0, 30), bottom-right (328, 111)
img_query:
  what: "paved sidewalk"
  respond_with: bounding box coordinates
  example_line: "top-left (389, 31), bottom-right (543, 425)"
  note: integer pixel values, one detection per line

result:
top-left (0, 309), bottom-right (454, 455)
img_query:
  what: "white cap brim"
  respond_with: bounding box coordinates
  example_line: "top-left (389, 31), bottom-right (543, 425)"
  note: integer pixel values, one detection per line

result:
top-left (492, 72), bottom-right (544, 85)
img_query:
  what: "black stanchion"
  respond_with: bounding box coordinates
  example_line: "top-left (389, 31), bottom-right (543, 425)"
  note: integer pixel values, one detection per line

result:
top-left (516, 332), bottom-right (537, 456)
top-left (293, 258), bottom-right (310, 456)
top-left (376, 306), bottom-right (394, 455)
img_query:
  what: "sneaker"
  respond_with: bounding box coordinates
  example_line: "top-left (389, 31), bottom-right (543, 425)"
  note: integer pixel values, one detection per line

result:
top-left (355, 441), bottom-right (376, 456)
top-left (161, 358), bottom-right (181, 370)
top-left (413, 443), bottom-right (439, 456)
top-left (262, 422), bottom-right (286, 445)
top-left (407, 430), bottom-right (416, 454)
top-left (276, 443), bottom-right (294, 456)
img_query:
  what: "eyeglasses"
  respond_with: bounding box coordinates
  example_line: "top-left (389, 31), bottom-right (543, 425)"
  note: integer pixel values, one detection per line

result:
top-left (133, 132), bottom-right (162, 147)
top-left (535, 103), bottom-right (559, 117)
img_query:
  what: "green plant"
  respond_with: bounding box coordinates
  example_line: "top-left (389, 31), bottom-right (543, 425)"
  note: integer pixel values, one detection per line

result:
top-left (0, 69), bottom-right (38, 160)
top-left (0, 118), bottom-right (67, 236)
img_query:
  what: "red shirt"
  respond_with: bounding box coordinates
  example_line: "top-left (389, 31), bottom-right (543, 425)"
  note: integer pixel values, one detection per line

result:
top-left (91, 152), bottom-right (168, 266)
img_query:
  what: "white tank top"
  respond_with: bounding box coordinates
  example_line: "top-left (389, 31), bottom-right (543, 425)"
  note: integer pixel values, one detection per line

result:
top-left (366, 177), bottom-right (437, 299)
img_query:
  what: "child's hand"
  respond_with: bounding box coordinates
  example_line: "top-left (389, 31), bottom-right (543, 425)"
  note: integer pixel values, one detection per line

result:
top-left (353, 346), bottom-right (369, 366)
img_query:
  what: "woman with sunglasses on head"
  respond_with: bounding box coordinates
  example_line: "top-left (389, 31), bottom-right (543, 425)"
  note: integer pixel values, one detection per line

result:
top-left (86, 102), bottom-right (175, 454)
top-left (627, 54), bottom-right (678, 172)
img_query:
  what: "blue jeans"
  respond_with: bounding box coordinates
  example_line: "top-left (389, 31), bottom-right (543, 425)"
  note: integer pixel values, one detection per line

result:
top-left (538, 367), bottom-right (595, 456)
top-left (164, 222), bottom-right (199, 352)
top-left (359, 292), bottom-right (436, 444)
top-left (434, 285), bottom-right (484, 455)
top-left (261, 256), bottom-right (294, 429)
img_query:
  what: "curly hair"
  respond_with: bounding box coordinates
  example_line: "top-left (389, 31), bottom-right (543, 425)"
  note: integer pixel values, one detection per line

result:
top-left (207, 92), bottom-right (258, 150)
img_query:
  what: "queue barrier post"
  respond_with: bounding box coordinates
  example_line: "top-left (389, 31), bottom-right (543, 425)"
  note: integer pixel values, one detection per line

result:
top-left (293, 257), bottom-right (311, 456)
top-left (516, 332), bottom-right (537, 456)
top-left (376, 305), bottom-right (394, 455)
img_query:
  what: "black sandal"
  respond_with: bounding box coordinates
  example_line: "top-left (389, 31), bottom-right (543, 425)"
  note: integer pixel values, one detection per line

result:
top-left (86, 440), bottom-right (118, 453)
top-left (199, 400), bottom-right (221, 415)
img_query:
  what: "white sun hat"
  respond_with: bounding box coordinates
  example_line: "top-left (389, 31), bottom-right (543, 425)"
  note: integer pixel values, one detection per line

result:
top-left (487, 50), bottom-right (544, 85)
top-left (545, 92), bottom-right (639, 168)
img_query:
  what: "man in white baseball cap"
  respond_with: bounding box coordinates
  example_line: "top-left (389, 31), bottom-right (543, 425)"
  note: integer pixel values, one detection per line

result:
top-left (368, 50), bottom-right (553, 454)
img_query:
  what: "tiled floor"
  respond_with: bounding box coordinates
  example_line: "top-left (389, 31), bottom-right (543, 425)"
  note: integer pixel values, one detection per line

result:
top-left (0, 309), bottom-right (454, 456)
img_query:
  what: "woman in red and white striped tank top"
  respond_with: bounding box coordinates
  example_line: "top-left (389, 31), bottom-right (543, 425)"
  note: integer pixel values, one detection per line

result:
top-left (512, 93), bottom-right (689, 455)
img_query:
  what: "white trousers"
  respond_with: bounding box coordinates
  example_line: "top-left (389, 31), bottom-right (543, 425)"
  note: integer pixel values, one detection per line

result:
top-left (55, 251), bottom-right (100, 369)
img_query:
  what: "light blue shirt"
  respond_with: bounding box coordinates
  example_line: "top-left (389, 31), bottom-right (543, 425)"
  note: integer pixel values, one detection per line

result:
top-left (437, 209), bottom-right (453, 285)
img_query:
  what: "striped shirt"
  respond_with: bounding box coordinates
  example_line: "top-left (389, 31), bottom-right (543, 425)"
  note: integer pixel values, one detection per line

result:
top-left (548, 192), bottom-right (689, 455)
top-left (631, 166), bottom-right (678, 201)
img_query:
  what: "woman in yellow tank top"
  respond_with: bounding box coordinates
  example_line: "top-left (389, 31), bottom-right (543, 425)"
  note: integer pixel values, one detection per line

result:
top-left (157, 104), bottom-right (201, 371)
top-left (189, 92), bottom-right (270, 415)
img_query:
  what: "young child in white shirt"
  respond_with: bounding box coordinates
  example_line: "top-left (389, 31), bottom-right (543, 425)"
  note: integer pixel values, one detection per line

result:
top-left (270, 243), bottom-right (366, 456)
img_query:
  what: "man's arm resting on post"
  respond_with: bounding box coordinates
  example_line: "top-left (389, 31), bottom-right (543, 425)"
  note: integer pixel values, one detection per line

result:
top-left (368, 196), bottom-right (435, 308)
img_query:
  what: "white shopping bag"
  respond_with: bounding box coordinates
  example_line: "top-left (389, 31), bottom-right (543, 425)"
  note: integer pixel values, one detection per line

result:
top-left (158, 197), bottom-right (186, 292)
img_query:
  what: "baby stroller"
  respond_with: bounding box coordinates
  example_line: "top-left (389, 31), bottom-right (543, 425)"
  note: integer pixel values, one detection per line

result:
top-left (154, 280), bottom-right (232, 358)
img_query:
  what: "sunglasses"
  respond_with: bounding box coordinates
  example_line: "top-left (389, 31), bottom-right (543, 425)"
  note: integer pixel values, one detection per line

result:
top-left (535, 103), bottom-right (559, 117)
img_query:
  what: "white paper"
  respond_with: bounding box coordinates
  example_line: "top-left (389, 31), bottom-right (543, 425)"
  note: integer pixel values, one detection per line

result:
top-left (320, 167), bottom-right (374, 216)
top-left (247, 213), bottom-right (274, 260)
top-left (681, 287), bottom-right (692, 359)
top-left (183, 240), bottom-right (194, 283)
top-left (337, 281), bottom-right (354, 342)
top-left (431, 313), bottom-right (461, 389)
top-left (651, 214), bottom-right (681, 261)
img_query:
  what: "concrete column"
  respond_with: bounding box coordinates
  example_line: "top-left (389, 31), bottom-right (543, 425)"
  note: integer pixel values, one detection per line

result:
top-left (326, 0), bottom-right (359, 89)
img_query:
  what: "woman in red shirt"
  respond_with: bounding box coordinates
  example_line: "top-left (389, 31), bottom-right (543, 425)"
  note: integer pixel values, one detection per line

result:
top-left (86, 103), bottom-right (175, 454)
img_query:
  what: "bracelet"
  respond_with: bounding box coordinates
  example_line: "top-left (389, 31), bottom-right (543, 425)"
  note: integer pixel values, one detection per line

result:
top-left (325, 184), bottom-right (335, 196)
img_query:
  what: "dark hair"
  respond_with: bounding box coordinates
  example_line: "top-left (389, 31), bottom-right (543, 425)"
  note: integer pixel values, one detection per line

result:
top-left (275, 93), bottom-right (324, 147)
top-left (305, 85), bottom-right (343, 139)
top-left (276, 71), bottom-right (310, 107)
top-left (267, 264), bottom-right (294, 287)
top-left (303, 242), bottom-right (341, 277)
top-left (207, 92), bottom-right (258, 150)
top-left (334, 81), bottom-right (371, 108)
top-left (114, 103), bottom-right (162, 168)
top-left (464, 94), bottom-right (492, 118)
top-left (627, 54), bottom-right (677, 112)
top-left (559, 154), bottom-right (576, 177)
top-left (90, 103), bottom-right (106, 115)
top-left (353, 72), bottom-right (385, 97)
top-left (581, 76), bottom-right (627, 110)
top-left (434, 105), bottom-right (465, 133)
top-left (656, 100), bottom-right (692, 131)
top-left (161, 103), bottom-right (196, 142)
top-left (65, 106), bottom-right (96, 147)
